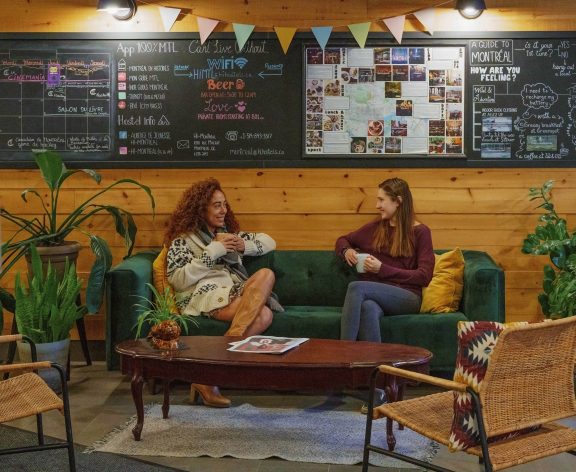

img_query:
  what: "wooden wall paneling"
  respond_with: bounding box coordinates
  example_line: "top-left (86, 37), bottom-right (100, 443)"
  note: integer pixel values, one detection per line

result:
top-left (6, 1), bottom-right (576, 338)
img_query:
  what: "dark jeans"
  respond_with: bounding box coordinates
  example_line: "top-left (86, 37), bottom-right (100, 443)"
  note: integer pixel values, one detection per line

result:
top-left (340, 281), bottom-right (421, 342)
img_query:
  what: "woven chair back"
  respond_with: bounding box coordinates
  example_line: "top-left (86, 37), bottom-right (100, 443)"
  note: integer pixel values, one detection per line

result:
top-left (479, 317), bottom-right (576, 437)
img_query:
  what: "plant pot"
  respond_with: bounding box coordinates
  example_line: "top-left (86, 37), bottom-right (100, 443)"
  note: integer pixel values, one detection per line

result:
top-left (17, 338), bottom-right (70, 393)
top-left (148, 320), bottom-right (181, 350)
top-left (25, 241), bottom-right (82, 279)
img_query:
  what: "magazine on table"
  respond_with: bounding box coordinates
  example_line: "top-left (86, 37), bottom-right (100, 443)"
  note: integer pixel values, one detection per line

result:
top-left (227, 335), bottom-right (309, 354)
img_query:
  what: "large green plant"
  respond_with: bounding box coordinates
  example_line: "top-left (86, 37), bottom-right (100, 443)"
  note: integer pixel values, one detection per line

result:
top-left (14, 245), bottom-right (86, 343)
top-left (0, 150), bottom-right (155, 314)
top-left (522, 180), bottom-right (576, 318)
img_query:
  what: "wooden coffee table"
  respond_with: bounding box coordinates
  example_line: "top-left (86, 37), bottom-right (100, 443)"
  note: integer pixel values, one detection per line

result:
top-left (116, 336), bottom-right (432, 440)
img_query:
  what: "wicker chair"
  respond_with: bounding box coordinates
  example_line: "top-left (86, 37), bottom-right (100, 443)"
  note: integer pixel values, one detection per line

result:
top-left (0, 334), bottom-right (76, 471)
top-left (362, 316), bottom-right (576, 472)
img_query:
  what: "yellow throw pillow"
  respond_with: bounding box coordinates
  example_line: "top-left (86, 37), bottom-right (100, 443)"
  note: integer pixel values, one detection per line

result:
top-left (152, 246), bottom-right (180, 314)
top-left (420, 248), bottom-right (465, 313)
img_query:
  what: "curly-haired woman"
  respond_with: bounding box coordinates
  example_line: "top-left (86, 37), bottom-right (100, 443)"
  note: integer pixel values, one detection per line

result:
top-left (165, 178), bottom-right (281, 407)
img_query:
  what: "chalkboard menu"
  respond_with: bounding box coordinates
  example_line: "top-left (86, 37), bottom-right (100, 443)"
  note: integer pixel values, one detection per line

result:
top-left (0, 35), bottom-right (300, 166)
top-left (468, 38), bottom-right (576, 161)
top-left (0, 33), bottom-right (576, 168)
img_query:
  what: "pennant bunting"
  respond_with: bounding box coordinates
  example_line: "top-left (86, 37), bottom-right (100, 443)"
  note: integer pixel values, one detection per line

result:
top-left (383, 15), bottom-right (406, 44)
top-left (158, 7), bottom-right (180, 32)
top-left (311, 26), bottom-right (333, 50)
top-left (413, 8), bottom-right (436, 35)
top-left (196, 16), bottom-right (220, 44)
top-left (274, 27), bottom-right (298, 54)
top-left (347, 22), bottom-right (371, 49)
top-left (233, 23), bottom-right (256, 52)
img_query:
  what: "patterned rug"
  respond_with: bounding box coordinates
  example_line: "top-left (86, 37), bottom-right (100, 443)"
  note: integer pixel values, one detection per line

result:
top-left (87, 403), bottom-right (438, 468)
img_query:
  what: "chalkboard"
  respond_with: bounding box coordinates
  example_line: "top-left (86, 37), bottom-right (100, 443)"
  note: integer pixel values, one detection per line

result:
top-left (1, 32), bottom-right (576, 168)
top-left (0, 34), bottom-right (300, 167)
top-left (468, 38), bottom-right (576, 162)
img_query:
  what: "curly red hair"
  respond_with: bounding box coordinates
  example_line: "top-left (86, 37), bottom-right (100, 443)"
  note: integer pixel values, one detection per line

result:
top-left (164, 178), bottom-right (240, 245)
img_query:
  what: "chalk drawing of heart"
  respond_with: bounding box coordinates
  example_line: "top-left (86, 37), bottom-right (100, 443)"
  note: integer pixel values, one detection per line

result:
top-left (235, 101), bottom-right (247, 112)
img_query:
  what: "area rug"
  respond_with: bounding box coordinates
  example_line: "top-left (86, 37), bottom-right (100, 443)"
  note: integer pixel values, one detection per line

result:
top-left (87, 403), bottom-right (438, 468)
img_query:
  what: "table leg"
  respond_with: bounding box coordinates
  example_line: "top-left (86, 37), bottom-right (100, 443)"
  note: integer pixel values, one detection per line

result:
top-left (162, 379), bottom-right (171, 419)
top-left (383, 375), bottom-right (400, 451)
top-left (130, 361), bottom-right (144, 441)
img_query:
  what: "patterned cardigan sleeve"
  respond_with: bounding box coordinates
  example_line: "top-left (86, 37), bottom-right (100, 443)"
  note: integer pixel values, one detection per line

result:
top-left (238, 231), bottom-right (276, 257)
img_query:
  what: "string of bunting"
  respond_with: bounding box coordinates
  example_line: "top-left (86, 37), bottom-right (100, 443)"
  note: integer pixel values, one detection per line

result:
top-left (151, 1), bottom-right (455, 52)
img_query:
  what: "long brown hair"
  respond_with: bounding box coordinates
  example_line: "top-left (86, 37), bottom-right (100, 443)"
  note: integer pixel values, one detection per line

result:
top-left (372, 178), bottom-right (415, 257)
top-left (164, 178), bottom-right (240, 245)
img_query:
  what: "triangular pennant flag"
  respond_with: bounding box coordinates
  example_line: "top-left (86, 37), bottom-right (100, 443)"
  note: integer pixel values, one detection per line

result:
top-left (233, 23), bottom-right (256, 52)
top-left (311, 26), bottom-right (333, 50)
top-left (274, 27), bottom-right (297, 54)
top-left (197, 16), bottom-right (219, 44)
top-left (158, 7), bottom-right (180, 32)
top-left (413, 8), bottom-right (436, 35)
top-left (347, 22), bottom-right (371, 49)
top-left (383, 15), bottom-right (406, 44)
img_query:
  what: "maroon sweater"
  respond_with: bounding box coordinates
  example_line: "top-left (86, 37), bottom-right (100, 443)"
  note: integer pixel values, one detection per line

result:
top-left (335, 220), bottom-right (435, 297)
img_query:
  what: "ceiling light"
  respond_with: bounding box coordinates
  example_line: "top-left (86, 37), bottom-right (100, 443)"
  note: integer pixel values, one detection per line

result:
top-left (97, 0), bottom-right (137, 21)
top-left (456, 0), bottom-right (487, 19)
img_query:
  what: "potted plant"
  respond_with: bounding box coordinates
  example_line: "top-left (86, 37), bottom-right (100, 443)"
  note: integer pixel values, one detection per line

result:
top-left (0, 150), bottom-right (155, 314)
top-left (134, 284), bottom-right (196, 349)
top-left (522, 180), bottom-right (576, 318)
top-left (14, 245), bottom-right (85, 390)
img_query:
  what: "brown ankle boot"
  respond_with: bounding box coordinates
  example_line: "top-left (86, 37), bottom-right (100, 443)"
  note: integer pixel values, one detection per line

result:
top-left (190, 384), bottom-right (231, 408)
top-left (225, 287), bottom-right (266, 336)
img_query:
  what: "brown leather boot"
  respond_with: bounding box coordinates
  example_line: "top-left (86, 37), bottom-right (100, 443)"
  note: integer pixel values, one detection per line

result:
top-left (225, 286), bottom-right (266, 336)
top-left (190, 384), bottom-right (231, 408)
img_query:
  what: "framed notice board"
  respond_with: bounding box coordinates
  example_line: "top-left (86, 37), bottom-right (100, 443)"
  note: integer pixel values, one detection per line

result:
top-left (0, 32), bottom-right (575, 168)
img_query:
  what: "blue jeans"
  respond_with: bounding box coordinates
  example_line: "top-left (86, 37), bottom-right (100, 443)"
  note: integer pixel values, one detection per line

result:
top-left (340, 281), bottom-right (421, 342)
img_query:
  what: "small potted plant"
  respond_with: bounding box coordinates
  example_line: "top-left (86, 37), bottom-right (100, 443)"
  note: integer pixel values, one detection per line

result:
top-left (0, 150), bottom-right (155, 314)
top-left (134, 284), bottom-right (196, 349)
top-left (14, 245), bottom-right (85, 391)
top-left (522, 180), bottom-right (576, 318)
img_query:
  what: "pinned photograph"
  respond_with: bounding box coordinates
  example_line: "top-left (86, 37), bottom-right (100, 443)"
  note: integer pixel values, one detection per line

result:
top-left (409, 48), bottom-right (426, 64)
top-left (351, 137), bottom-right (367, 153)
top-left (446, 137), bottom-right (463, 153)
top-left (385, 137), bottom-right (402, 153)
top-left (306, 130), bottom-right (323, 147)
top-left (306, 79), bottom-right (323, 96)
top-left (368, 135), bottom-right (384, 153)
top-left (391, 47), bottom-right (409, 64)
top-left (396, 100), bottom-right (413, 117)
top-left (429, 120), bottom-right (445, 136)
top-left (446, 120), bottom-right (463, 136)
top-left (447, 69), bottom-right (463, 86)
top-left (306, 96), bottom-right (324, 113)
top-left (307, 48), bottom-right (323, 64)
top-left (481, 143), bottom-right (511, 159)
top-left (324, 79), bottom-right (342, 96)
top-left (428, 70), bottom-right (446, 86)
top-left (385, 81), bottom-right (402, 98)
top-left (340, 67), bottom-right (358, 84)
top-left (446, 87), bottom-right (462, 103)
top-left (307, 113), bottom-right (323, 130)
top-left (324, 48), bottom-right (342, 64)
top-left (527, 135), bottom-right (557, 151)
top-left (482, 116), bottom-right (512, 134)
top-left (409, 65), bottom-right (426, 81)
top-left (358, 68), bottom-right (374, 83)
top-left (429, 87), bottom-right (445, 103)
top-left (392, 65), bottom-right (409, 82)
top-left (368, 120), bottom-right (384, 136)
top-left (374, 47), bottom-right (391, 64)
top-left (429, 137), bottom-right (445, 154)
top-left (375, 65), bottom-right (392, 81)
top-left (391, 118), bottom-right (408, 136)
top-left (447, 103), bottom-right (463, 120)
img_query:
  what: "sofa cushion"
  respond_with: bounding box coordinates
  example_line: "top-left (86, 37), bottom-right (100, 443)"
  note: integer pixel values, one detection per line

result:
top-left (421, 248), bottom-right (465, 314)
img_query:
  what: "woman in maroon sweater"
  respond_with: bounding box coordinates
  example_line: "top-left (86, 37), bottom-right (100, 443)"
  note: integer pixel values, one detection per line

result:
top-left (335, 177), bottom-right (435, 343)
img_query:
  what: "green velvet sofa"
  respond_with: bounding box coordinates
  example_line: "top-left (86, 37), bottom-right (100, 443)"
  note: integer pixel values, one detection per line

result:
top-left (105, 249), bottom-right (504, 375)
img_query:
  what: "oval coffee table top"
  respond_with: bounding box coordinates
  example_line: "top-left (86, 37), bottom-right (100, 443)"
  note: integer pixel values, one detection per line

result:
top-left (116, 336), bottom-right (432, 369)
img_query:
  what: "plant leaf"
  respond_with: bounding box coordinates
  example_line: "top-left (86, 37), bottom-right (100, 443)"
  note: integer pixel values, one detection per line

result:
top-left (33, 150), bottom-right (65, 191)
top-left (85, 235), bottom-right (113, 314)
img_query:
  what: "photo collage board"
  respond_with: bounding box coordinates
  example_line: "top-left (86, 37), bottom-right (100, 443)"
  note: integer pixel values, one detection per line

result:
top-left (305, 46), bottom-right (465, 156)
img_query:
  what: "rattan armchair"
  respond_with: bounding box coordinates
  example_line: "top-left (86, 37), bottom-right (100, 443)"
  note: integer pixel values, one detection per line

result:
top-left (362, 316), bottom-right (576, 472)
top-left (0, 334), bottom-right (76, 471)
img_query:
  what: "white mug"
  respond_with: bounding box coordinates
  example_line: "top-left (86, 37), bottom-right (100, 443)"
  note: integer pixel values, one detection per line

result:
top-left (356, 253), bottom-right (369, 273)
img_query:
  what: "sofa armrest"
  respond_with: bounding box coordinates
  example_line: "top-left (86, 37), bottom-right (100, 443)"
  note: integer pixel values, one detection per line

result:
top-left (105, 250), bottom-right (159, 369)
top-left (461, 250), bottom-right (505, 323)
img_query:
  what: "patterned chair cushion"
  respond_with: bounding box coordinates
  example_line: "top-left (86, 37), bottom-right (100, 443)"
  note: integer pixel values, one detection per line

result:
top-left (449, 320), bottom-right (530, 451)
